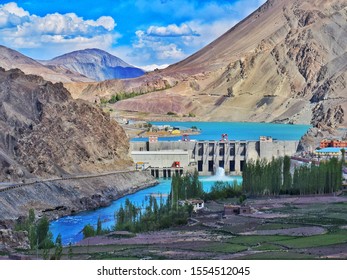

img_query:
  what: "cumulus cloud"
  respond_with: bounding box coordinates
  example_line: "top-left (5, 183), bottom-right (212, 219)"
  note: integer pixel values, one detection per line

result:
top-left (0, 2), bottom-right (118, 57)
top-left (147, 23), bottom-right (199, 37)
top-left (15, 13), bottom-right (116, 37)
top-left (0, 2), bottom-right (30, 28)
top-left (133, 29), bottom-right (186, 62)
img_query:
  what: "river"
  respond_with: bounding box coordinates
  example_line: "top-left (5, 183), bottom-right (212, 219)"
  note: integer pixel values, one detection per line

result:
top-left (50, 169), bottom-right (241, 245)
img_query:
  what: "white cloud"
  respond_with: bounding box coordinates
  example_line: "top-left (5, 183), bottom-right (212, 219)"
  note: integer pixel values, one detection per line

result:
top-left (1, 2), bottom-right (29, 17)
top-left (137, 63), bottom-right (170, 72)
top-left (0, 2), bottom-right (30, 28)
top-left (132, 28), bottom-right (186, 62)
top-left (183, 19), bottom-right (237, 48)
top-left (147, 23), bottom-right (199, 37)
top-left (0, 2), bottom-right (118, 56)
top-left (131, 18), bottom-right (233, 65)
top-left (15, 12), bottom-right (116, 37)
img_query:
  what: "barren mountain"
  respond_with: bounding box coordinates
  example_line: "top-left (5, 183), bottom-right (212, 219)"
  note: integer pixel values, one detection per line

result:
top-left (77, 0), bottom-right (346, 128)
top-left (0, 67), bottom-right (132, 182)
top-left (0, 45), bottom-right (93, 83)
top-left (42, 48), bottom-right (145, 81)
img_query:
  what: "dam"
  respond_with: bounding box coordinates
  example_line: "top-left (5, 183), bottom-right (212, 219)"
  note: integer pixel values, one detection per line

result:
top-left (130, 135), bottom-right (299, 177)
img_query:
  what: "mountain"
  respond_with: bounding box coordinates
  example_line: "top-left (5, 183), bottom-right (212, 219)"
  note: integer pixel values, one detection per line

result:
top-left (78, 0), bottom-right (346, 129)
top-left (0, 67), bottom-right (132, 182)
top-left (42, 48), bottom-right (146, 81)
top-left (0, 45), bottom-right (93, 83)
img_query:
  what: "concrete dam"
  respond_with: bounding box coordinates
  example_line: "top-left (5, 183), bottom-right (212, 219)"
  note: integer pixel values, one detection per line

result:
top-left (130, 135), bottom-right (299, 178)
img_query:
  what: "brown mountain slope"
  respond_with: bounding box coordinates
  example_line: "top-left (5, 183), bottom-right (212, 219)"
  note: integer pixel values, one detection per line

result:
top-left (78, 0), bottom-right (346, 128)
top-left (0, 68), bottom-right (132, 182)
top-left (0, 45), bottom-right (93, 83)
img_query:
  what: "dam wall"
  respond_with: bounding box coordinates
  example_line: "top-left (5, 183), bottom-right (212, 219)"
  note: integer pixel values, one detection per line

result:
top-left (130, 138), bottom-right (299, 177)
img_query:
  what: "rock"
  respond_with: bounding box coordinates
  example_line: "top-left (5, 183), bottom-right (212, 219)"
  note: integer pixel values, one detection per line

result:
top-left (0, 68), bottom-right (132, 181)
top-left (0, 229), bottom-right (30, 251)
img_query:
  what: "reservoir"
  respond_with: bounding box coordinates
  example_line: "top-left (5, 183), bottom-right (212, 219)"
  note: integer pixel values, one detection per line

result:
top-left (132, 122), bottom-right (310, 142)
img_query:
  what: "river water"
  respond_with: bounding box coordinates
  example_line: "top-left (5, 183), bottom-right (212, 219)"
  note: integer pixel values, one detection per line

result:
top-left (50, 171), bottom-right (242, 245)
top-left (50, 122), bottom-right (310, 245)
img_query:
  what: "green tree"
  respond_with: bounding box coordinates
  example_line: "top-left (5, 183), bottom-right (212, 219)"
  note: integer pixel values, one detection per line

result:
top-left (36, 215), bottom-right (53, 249)
top-left (68, 242), bottom-right (73, 260)
top-left (96, 216), bottom-right (102, 235)
top-left (53, 234), bottom-right (63, 260)
top-left (82, 224), bottom-right (95, 239)
top-left (341, 148), bottom-right (346, 165)
top-left (28, 209), bottom-right (35, 224)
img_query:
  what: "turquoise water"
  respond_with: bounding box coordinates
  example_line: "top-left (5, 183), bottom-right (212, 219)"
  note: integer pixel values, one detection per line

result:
top-left (132, 122), bottom-right (310, 142)
top-left (50, 175), bottom-right (242, 245)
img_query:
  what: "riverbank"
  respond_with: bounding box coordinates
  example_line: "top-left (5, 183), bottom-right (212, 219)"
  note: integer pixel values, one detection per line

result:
top-left (71, 194), bottom-right (347, 260)
top-left (0, 170), bottom-right (158, 226)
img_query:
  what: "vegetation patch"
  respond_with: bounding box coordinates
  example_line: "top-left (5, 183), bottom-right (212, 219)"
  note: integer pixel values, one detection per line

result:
top-left (255, 243), bottom-right (285, 251)
top-left (239, 251), bottom-right (315, 260)
top-left (227, 235), bottom-right (295, 246)
top-left (197, 242), bottom-right (247, 253)
top-left (275, 230), bottom-right (347, 249)
top-left (256, 223), bottom-right (302, 231)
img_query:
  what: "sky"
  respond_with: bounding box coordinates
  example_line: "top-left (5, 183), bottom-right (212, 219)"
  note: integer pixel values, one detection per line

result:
top-left (0, 0), bottom-right (266, 70)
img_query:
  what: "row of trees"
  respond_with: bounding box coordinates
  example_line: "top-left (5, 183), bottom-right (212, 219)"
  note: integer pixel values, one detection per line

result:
top-left (108, 92), bottom-right (143, 104)
top-left (242, 156), bottom-right (343, 195)
top-left (113, 171), bottom-right (245, 234)
top-left (292, 158), bottom-right (342, 195)
top-left (114, 196), bottom-right (191, 233)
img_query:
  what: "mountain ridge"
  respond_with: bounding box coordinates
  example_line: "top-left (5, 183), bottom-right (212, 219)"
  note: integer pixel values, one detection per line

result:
top-left (77, 0), bottom-right (346, 129)
top-left (42, 48), bottom-right (146, 81)
top-left (0, 45), bottom-right (93, 83)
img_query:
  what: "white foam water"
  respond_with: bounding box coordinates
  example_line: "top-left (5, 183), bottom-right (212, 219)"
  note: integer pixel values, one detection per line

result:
top-left (201, 167), bottom-right (232, 182)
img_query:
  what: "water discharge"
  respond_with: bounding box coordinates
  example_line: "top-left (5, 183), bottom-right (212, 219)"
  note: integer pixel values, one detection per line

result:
top-left (200, 167), bottom-right (231, 182)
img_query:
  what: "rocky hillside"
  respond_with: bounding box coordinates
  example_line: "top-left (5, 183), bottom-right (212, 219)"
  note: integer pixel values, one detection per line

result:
top-left (0, 45), bottom-right (93, 83)
top-left (0, 67), bottom-right (132, 182)
top-left (42, 48), bottom-right (145, 81)
top-left (77, 0), bottom-right (346, 129)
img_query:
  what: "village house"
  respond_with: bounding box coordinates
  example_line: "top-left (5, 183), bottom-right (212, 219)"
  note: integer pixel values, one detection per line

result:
top-left (224, 204), bottom-right (251, 216)
top-left (178, 199), bottom-right (204, 212)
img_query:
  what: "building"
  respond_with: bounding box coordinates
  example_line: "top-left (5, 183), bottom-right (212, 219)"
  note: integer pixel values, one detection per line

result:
top-left (224, 205), bottom-right (251, 216)
top-left (224, 205), bottom-right (240, 215)
top-left (314, 147), bottom-right (342, 157)
top-left (130, 136), bottom-right (299, 177)
top-left (179, 199), bottom-right (204, 212)
top-left (320, 139), bottom-right (347, 148)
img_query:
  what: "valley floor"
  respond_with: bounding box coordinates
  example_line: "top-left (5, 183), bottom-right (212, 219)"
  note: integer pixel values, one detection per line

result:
top-left (12, 192), bottom-right (347, 260)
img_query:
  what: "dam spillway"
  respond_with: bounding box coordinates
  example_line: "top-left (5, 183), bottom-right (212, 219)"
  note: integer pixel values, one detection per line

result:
top-left (130, 136), bottom-right (299, 177)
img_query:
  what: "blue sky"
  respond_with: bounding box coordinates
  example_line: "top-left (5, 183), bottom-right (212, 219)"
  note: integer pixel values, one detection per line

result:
top-left (0, 0), bottom-right (266, 70)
